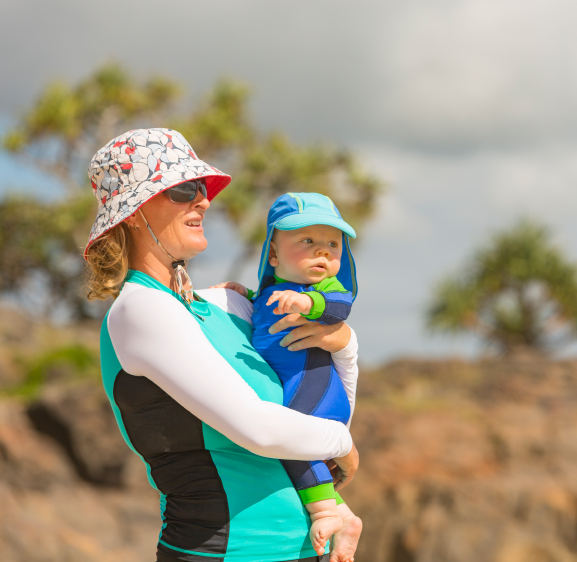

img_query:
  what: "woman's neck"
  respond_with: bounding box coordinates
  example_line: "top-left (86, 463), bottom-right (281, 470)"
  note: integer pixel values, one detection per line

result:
top-left (129, 248), bottom-right (192, 296)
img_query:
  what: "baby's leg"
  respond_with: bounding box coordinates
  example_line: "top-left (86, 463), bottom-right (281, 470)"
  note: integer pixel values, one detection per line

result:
top-left (306, 498), bottom-right (343, 556)
top-left (330, 503), bottom-right (363, 562)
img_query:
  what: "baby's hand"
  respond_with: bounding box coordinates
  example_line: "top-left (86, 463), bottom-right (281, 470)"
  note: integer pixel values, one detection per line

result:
top-left (267, 290), bottom-right (313, 315)
top-left (210, 281), bottom-right (248, 298)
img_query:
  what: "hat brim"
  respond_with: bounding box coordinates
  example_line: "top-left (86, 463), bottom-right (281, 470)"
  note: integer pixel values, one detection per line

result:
top-left (84, 166), bottom-right (231, 259)
top-left (274, 212), bottom-right (356, 238)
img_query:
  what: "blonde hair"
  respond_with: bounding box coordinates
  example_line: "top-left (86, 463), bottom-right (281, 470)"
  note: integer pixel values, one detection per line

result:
top-left (85, 223), bottom-right (132, 301)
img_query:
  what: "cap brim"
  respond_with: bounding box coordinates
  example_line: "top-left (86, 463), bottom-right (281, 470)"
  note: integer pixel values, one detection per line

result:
top-left (275, 212), bottom-right (356, 238)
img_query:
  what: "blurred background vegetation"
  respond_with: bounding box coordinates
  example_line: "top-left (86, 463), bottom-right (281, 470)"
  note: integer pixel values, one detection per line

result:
top-left (0, 63), bottom-right (382, 322)
top-left (2, 54), bottom-right (577, 562)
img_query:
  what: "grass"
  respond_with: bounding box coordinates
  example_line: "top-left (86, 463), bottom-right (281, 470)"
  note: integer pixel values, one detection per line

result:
top-left (4, 344), bottom-right (100, 400)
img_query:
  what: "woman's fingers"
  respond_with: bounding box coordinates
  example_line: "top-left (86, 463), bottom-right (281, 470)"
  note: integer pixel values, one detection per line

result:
top-left (269, 313), bottom-right (308, 334)
top-left (210, 282), bottom-right (233, 289)
top-left (209, 281), bottom-right (248, 297)
top-left (332, 466), bottom-right (345, 489)
top-left (268, 314), bottom-right (351, 353)
top-left (332, 443), bottom-right (359, 491)
top-left (325, 459), bottom-right (337, 471)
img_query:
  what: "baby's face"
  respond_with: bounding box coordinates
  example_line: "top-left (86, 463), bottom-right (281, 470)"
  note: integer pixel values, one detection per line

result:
top-left (269, 224), bottom-right (343, 285)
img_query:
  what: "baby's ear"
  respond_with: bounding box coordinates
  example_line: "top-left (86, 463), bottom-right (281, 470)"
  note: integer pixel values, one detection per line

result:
top-left (268, 242), bottom-right (279, 267)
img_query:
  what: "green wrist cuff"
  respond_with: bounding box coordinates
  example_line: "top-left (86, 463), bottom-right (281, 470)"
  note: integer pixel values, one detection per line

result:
top-left (297, 483), bottom-right (336, 504)
top-left (301, 291), bottom-right (325, 320)
top-left (335, 492), bottom-right (345, 505)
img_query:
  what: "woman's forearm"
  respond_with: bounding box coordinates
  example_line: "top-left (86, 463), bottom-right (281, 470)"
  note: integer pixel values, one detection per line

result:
top-left (109, 285), bottom-right (352, 460)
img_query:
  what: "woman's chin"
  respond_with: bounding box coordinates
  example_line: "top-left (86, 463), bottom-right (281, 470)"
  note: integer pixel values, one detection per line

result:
top-left (181, 232), bottom-right (208, 258)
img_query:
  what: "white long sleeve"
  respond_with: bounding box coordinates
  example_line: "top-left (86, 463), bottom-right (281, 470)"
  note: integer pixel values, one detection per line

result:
top-left (201, 287), bottom-right (359, 427)
top-left (108, 283), bottom-right (352, 461)
top-left (331, 328), bottom-right (359, 427)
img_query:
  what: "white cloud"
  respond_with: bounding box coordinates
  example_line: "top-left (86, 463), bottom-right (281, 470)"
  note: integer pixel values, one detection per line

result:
top-left (372, 0), bottom-right (577, 148)
top-left (1, 0), bottom-right (576, 150)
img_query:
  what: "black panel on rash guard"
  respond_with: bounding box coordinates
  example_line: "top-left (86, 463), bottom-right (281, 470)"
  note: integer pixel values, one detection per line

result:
top-left (156, 545), bottom-right (224, 562)
top-left (113, 370), bottom-right (229, 557)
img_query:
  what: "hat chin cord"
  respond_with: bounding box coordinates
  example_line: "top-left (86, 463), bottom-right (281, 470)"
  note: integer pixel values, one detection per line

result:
top-left (138, 209), bottom-right (194, 304)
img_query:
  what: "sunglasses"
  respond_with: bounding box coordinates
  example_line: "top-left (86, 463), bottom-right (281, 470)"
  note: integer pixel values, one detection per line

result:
top-left (164, 180), bottom-right (208, 203)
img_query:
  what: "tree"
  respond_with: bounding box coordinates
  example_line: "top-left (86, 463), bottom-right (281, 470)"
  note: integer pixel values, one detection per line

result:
top-left (2, 63), bottom-right (180, 319)
top-left (173, 81), bottom-right (382, 279)
top-left (4, 62), bottom-right (180, 190)
top-left (2, 64), bottom-right (383, 319)
top-left (426, 220), bottom-right (577, 355)
top-left (0, 194), bottom-right (96, 319)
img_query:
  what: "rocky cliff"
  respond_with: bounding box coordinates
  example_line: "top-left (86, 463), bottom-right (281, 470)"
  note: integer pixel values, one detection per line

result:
top-left (2, 308), bottom-right (577, 562)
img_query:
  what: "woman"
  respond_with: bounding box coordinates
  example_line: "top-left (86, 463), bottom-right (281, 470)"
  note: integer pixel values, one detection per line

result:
top-left (85, 128), bottom-right (360, 562)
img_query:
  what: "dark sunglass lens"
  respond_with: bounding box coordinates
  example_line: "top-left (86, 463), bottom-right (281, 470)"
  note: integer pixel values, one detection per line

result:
top-left (167, 186), bottom-right (195, 203)
top-left (165, 180), bottom-right (207, 203)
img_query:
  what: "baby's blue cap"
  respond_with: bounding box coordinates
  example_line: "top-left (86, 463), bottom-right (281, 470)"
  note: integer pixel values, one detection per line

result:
top-left (256, 192), bottom-right (358, 300)
top-left (269, 192), bottom-right (357, 238)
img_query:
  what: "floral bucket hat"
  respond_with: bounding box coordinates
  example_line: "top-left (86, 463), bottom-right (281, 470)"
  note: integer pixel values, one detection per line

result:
top-left (84, 127), bottom-right (231, 258)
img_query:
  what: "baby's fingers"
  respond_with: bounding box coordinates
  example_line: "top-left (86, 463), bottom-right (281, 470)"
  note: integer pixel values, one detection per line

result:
top-left (266, 291), bottom-right (283, 306)
top-left (283, 295), bottom-right (300, 313)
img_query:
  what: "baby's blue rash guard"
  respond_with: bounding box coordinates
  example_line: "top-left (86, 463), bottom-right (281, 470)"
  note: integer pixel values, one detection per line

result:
top-left (252, 278), bottom-right (353, 501)
top-left (100, 270), bottom-right (354, 562)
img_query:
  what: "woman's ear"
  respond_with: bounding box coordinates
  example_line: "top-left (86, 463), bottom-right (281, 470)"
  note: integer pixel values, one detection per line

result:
top-left (268, 242), bottom-right (279, 267)
top-left (125, 215), bottom-right (138, 229)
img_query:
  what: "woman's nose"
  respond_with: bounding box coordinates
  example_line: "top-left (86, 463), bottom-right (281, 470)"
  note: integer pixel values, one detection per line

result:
top-left (192, 194), bottom-right (210, 210)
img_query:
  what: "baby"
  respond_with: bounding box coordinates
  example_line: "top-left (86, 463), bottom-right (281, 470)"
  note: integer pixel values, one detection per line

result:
top-left (215, 192), bottom-right (362, 561)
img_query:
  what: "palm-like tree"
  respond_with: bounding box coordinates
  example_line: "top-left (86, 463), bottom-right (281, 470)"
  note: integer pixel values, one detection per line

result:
top-left (427, 220), bottom-right (577, 354)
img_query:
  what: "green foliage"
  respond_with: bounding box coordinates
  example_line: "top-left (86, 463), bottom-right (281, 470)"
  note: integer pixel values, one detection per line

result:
top-left (3, 62), bottom-right (180, 186)
top-left (0, 193), bottom-right (97, 318)
top-left (7, 344), bottom-right (99, 399)
top-left (2, 64), bottom-right (384, 316)
top-left (176, 78), bottom-right (253, 155)
top-left (427, 220), bottom-right (577, 354)
top-left (175, 79), bottom-right (383, 277)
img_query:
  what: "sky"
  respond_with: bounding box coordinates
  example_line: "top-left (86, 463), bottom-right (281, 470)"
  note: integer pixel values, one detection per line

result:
top-left (1, 0), bottom-right (576, 364)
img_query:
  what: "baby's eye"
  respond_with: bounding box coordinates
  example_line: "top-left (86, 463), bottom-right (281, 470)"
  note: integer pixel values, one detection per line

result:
top-left (302, 238), bottom-right (313, 244)
top-left (329, 242), bottom-right (339, 248)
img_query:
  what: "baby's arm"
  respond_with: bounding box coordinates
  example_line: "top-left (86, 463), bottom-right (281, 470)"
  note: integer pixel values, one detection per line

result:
top-left (304, 277), bottom-right (353, 325)
top-left (266, 277), bottom-right (354, 319)
top-left (267, 290), bottom-right (313, 315)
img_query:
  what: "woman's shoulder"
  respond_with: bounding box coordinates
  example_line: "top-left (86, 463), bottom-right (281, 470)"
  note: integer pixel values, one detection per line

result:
top-left (107, 280), bottom-right (196, 334)
top-left (196, 288), bottom-right (253, 325)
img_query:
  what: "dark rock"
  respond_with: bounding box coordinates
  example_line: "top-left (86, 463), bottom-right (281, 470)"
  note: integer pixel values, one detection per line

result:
top-left (26, 383), bottom-right (130, 487)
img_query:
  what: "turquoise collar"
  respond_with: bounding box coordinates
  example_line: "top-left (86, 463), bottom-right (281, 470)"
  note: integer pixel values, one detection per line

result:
top-left (124, 269), bottom-right (210, 317)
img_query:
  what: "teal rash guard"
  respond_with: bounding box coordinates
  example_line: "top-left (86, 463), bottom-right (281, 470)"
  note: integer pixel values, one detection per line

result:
top-left (100, 270), bottom-right (356, 562)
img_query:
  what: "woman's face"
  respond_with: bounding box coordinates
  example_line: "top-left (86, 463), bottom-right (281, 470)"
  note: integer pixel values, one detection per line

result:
top-left (131, 187), bottom-right (210, 262)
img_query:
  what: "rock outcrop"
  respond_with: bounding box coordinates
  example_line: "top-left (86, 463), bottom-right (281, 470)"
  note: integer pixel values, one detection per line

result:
top-left (3, 353), bottom-right (577, 561)
top-left (0, 397), bottom-right (159, 562)
top-left (346, 357), bottom-right (577, 562)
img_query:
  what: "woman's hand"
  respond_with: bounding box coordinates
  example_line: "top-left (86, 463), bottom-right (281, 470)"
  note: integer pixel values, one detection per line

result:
top-left (210, 281), bottom-right (248, 298)
top-left (269, 313), bottom-right (352, 353)
top-left (327, 442), bottom-right (359, 490)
